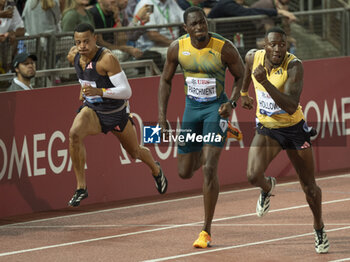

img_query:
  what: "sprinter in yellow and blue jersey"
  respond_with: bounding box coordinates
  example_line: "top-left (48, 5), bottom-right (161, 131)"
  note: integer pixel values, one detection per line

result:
top-left (158, 7), bottom-right (245, 248)
top-left (241, 27), bottom-right (329, 254)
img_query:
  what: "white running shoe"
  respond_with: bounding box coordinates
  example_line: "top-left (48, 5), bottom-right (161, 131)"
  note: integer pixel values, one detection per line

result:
top-left (256, 177), bottom-right (276, 217)
top-left (314, 227), bottom-right (330, 254)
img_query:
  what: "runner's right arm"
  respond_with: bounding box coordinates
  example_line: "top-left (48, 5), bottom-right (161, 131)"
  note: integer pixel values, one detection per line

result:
top-left (67, 46), bottom-right (78, 65)
top-left (158, 40), bottom-right (179, 131)
top-left (240, 49), bottom-right (256, 110)
top-left (67, 46), bottom-right (84, 101)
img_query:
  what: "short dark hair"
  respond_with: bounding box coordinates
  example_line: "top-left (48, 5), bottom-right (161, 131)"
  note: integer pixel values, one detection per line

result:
top-left (265, 27), bottom-right (286, 38)
top-left (74, 23), bottom-right (95, 34)
top-left (183, 6), bottom-right (206, 24)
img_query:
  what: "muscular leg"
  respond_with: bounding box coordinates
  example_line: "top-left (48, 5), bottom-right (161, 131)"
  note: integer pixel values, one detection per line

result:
top-left (178, 145), bottom-right (220, 235)
top-left (113, 120), bottom-right (159, 175)
top-left (247, 133), bottom-right (282, 192)
top-left (286, 148), bottom-right (324, 230)
top-left (178, 150), bottom-right (203, 179)
top-left (69, 107), bottom-right (101, 190)
top-left (201, 145), bottom-right (222, 235)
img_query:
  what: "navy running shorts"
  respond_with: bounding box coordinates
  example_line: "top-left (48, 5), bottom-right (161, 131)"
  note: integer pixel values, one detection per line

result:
top-left (79, 104), bottom-right (131, 134)
top-left (257, 120), bottom-right (313, 150)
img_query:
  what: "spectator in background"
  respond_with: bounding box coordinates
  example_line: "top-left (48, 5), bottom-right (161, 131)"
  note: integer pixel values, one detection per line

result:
top-left (113, 0), bottom-right (151, 58)
top-left (22, 0), bottom-right (61, 35)
top-left (89, 0), bottom-right (148, 63)
top-left (124, 1), bottom-right (152, 46)
top-left (176, 0), bottom-right (217, 15)
top-left (61, 0), bottom-right (95, 32)
top-left (208, 0), bottom-right (296, 23)
top-left (0, 0), bottom-right (25, 72)
top-left (16, 0), bottom-right (26, 15)
top-left (6, 52), bottom-right (36, 91)
top-left (208, 0), bottom-right (283, 18)
top-left (133, 0), bottom-right (184, 67)
top-left (235, 0), bottom-right (249, 5)
top-left (251, 0), bottom-right (297, 52)
top-left (59, 0), bottom-right (66, 11)
top-left (124, 0), bottom-right (165, 73)
top-left (125, 0), bottom-right (150, 26)
top-left (125, 0), bottom-right (138, 21)
top-left (0, 0), bottom-right (25, 40)
top-left (207, 0), bottom-right (295, 57)
top-left (22, 0), bottom-right (62, 83)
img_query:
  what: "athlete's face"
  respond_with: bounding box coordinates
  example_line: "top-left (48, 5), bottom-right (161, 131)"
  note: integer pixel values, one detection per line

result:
top-left (264, 32), bottom-right (287, 66)
top-left (184, 11), bottom-right (208, 43)
top-left (74, 31), bottom-right (97, 56)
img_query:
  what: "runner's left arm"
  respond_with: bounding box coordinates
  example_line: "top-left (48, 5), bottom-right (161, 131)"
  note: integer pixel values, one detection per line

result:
top-left (218, 40), bottom-right (245, 118)
top-left (223, 40), bottom-right (245, 103)
top-left (240, 49), bottom-right (256, 110)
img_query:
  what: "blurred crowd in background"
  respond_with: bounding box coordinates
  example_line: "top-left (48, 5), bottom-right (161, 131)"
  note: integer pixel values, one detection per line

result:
top-left (0, 0), bottom-right (348, 91)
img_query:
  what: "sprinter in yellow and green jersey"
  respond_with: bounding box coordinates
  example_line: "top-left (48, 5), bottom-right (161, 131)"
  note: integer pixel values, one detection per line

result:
top-left (158, 6), bottom-right (245, 248)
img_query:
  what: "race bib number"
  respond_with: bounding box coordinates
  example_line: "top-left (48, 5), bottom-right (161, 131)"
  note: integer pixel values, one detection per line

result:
top-left (256, 89), bottom-right (285, 116)
top-left (79, 79), bottom-right (103, 103)
top-left (186, 77), bottom-right (217, 102)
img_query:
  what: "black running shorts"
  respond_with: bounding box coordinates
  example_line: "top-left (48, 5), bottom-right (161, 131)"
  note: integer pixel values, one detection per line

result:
top-left (79, 104), bottom-right (131, 134)
top-left (257, 120), bottom-right (312, 150)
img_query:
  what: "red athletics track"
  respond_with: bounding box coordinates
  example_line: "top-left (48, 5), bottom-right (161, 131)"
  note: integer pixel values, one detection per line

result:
top-left (0, 172), bottom-right (349, 262)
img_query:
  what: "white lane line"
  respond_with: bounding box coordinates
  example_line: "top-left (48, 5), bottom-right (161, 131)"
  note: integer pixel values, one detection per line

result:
top-left (329, 258), bottom-right (350, 262)
top-left (5, 223), bottom-right (350, 229)
top-left (0, 225), bottom-right (181, 257)
top-left (142, 226), bottom-right (350, 262)
top-left (212, 198), bottom-right (350, 224)
top-left (0, 197), bottom-right (349, 257)
top-left (1, 173), bottom-right (349, 228)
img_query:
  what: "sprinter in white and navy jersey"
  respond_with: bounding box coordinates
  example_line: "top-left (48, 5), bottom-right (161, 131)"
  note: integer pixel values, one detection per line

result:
top-left (66, 23), bottom-right (168, 207)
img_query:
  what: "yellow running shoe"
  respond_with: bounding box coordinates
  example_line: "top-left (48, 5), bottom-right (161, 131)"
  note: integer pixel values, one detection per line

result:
top-left (227, 121), bottom-right (243, 141)
top-left (193, 231), bottom-right (212, 248)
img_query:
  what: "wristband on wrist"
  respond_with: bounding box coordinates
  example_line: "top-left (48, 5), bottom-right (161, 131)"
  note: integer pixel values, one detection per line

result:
top-left (240, 91), bottom-right (249, 96)
top-left (135, 15), bottom-right (141, 21)
top-left (102, 88), bottom-right (107, 96)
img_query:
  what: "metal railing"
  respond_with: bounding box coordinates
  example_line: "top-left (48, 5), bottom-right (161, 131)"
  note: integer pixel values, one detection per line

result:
top-left (0, 60), bottom-right (160, 90)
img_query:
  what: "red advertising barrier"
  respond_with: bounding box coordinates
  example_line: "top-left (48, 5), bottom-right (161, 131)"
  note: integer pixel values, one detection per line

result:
top-left (0, 56), bottom-right (349, 218)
